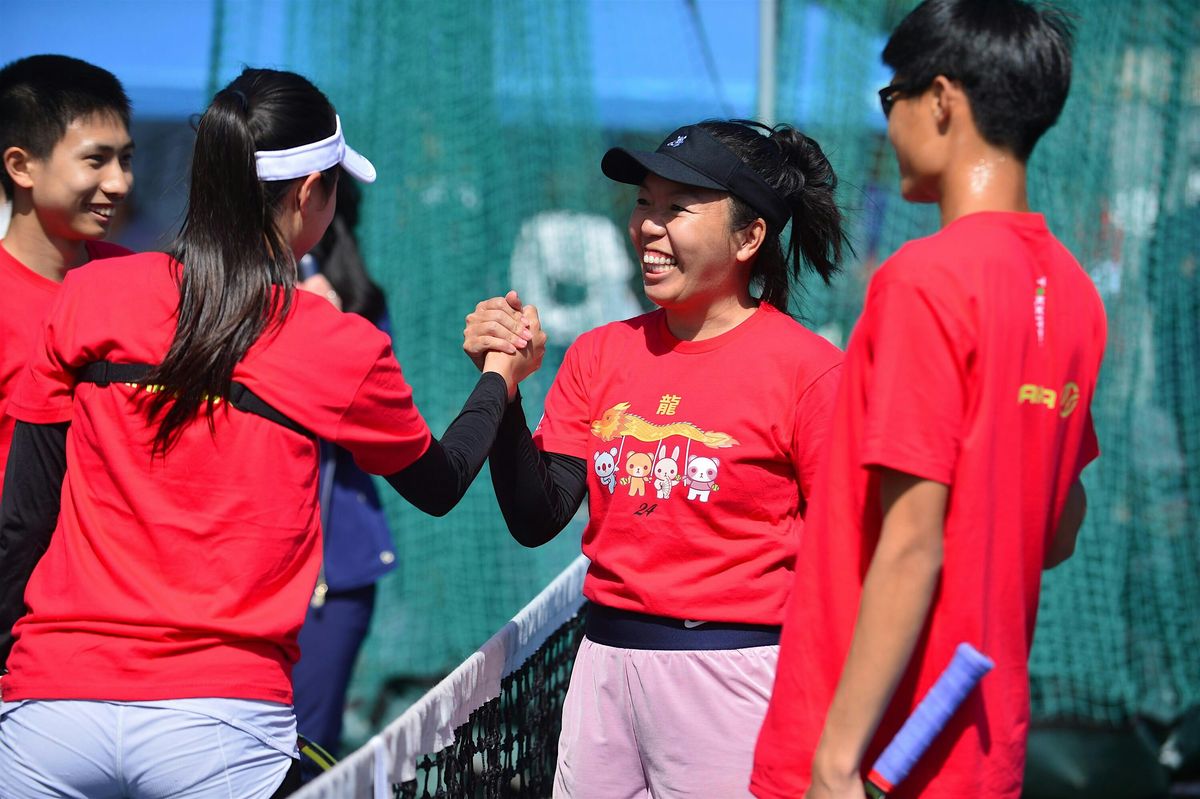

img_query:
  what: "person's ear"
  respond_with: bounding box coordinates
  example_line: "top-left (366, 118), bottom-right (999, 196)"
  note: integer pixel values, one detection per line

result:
top-left (734, 216), bottom-right (768, 265)
top-left (4, 146), bottom-right (37, 190)
top-left (929, 75), bottom-right (964, 132)
top-left (296, 171), bottom-right (332, 216)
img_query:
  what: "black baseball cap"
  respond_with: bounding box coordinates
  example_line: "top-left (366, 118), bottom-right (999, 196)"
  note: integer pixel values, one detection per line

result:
top-left (601, 125), bottom-right (792, 233)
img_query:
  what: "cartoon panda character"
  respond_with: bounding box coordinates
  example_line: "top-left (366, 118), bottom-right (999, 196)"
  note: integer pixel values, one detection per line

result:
top-left (653, 444), bottom-right (681, 499)
top-left (620, 451), bottom-right (654, 497)
top-left (683, 455), bottom-right (720, 502)
top-left (593, 447), bottom-right (618, 494)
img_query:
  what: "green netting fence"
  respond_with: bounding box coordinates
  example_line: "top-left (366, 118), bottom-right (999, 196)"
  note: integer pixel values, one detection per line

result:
top-left (210, 0), bottom-right (1200, 760)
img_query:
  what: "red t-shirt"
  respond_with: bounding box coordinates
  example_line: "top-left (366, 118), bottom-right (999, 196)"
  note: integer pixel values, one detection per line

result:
top-left (2, 251), bottom-right (431, 704)
top-left (534, 303), bottom-right (842, 624)
top-left (752, 213), bottom-right (1106, 799)
top-left (0, 239), bottom-right (129, 495)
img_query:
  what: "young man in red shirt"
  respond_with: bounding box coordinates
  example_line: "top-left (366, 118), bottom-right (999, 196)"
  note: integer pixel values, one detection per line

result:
top-left (751, 2), bottom-right (1105, 798)
top-left (0, 54), bottom-right (133, 495)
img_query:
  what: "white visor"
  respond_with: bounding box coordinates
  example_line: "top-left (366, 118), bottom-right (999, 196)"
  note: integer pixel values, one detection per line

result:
top-left (254, 115), bottom-right (376, 183)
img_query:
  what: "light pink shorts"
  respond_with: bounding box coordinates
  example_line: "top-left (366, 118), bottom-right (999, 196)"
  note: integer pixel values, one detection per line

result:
top-left (555, 636), bottom-right (779, 798)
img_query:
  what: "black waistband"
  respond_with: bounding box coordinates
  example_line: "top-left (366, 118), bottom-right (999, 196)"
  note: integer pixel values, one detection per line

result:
top-left (584, 604), bottom-right (781, 651)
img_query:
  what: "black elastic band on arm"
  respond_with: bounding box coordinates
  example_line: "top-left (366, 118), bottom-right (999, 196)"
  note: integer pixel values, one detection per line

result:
top-left (488, 391), bottom-right (588, 547)
top-left (0, 421), bottom-right (68, 668)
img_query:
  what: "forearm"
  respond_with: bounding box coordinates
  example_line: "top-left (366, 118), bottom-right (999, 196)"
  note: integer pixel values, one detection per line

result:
top-left (812, 472), bottom-right (946, 785)
top-left (812, 538), bottom-right (943, 779)
top-left (384, 372), bottom-right (508, 516)
top-left (0, 422), bottom-right (68, 668)
top-left (488, 392), bottom-right (587, 547)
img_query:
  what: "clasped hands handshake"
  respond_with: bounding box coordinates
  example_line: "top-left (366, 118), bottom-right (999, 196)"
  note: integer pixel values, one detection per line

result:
top-left (462, 289), bottom-right (547, 400)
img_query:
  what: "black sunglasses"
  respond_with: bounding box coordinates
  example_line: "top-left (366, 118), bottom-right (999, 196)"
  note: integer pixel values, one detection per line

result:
top-left (878, 82), bottom-right (916, 118)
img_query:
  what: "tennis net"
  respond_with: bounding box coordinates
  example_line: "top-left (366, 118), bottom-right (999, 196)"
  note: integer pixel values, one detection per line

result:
top-left (294, 555), bottom-right (588, 799)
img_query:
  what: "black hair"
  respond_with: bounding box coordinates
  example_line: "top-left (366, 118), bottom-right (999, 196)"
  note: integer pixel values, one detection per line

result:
top-left (307, 172), bottom-right (387, 321)
top-left (0, 54), bottom-right (131, 195)
top-left (697, 120), bottom-right (848, 314)
top-left (146, 67), bottom-right (338, 454)
top-left (882, 0), bottom-right (1075, 161)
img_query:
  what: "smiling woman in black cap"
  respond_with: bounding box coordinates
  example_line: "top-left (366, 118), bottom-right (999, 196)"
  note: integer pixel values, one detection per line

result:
top-left (465, 119), bottom-right (849, 797)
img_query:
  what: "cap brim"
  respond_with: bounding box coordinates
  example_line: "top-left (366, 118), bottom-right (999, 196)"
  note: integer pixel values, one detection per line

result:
top-left (601, 148), bottom-right (725, 191)
top-left (341, 144), bottom-right (377, 184)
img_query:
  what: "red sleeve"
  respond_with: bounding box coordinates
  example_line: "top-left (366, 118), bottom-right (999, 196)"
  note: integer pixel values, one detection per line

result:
top-left (1077, 407), bottom-right (1100, 475)
top-left (335, 345), bottom-right (432, 475)
top-left (859, 280), bottom-right (970, 485)
top-left (531, 334), bottom-right (594, 458)
top-left (791, 362), bottom-right (841, 508)
top-left (6, 278), bottom-right (81, 424)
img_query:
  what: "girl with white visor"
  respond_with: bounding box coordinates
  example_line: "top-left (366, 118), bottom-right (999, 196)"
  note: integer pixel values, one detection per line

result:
top-left (0, 68), bottom-right (543, 798)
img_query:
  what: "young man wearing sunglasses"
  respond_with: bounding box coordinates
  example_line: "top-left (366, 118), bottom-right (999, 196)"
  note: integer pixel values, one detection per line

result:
top-left (751, 2), bottom-right (1106, 798)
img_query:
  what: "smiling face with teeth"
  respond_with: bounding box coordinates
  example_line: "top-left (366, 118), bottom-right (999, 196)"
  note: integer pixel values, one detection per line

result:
top-left (15, 113), bottom-right (134, 246)
top-left (629, 173), bottom-right (764, 336)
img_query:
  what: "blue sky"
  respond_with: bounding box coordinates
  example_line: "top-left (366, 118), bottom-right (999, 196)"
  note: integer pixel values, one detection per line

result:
top-left (4, 0), bottom-right (890, 132)
top-left (588, 0), bottom-right (762, 125)
top-left (4, 0), bottom-right (221, 118)
top-left (3, 0), bottom-right (775, 124)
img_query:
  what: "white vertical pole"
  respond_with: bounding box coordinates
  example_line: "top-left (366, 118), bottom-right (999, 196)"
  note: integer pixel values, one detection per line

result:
top-left (757, 0), bottom-right (779, 127)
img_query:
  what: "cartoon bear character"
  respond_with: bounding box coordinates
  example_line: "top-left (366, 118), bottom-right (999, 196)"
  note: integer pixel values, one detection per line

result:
top-left (653, 444), bottom-right (681, 499)
top-left (683, 455), bottom-right (720, 502)
top-left (620, 451), bottom-right (653, 497)
top-left (593, 447), bottom-right (618, 494)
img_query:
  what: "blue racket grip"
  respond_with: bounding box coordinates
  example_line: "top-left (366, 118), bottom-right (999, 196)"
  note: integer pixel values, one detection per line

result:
top-left (868, 643), bottom-right (993, 790)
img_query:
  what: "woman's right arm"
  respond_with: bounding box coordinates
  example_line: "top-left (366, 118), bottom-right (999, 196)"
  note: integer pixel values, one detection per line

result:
top-left (380, 312), bottom-right (546, 517)
top-left (379, 292), bottom-right (552, 517)
top-left (464, 293), bottom-right (588, 546)
top-left (381, 371), bottom-right (510, 517)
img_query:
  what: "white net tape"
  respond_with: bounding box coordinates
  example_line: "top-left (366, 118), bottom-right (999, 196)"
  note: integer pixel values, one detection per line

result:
top-left (293, 554), bottom-right (588, 799)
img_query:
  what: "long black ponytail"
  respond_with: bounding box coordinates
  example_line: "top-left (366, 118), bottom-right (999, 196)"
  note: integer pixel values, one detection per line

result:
top-left (698, 120), bottom-right (850, 315)
top-left (146, 68), bottom-right (337, 454)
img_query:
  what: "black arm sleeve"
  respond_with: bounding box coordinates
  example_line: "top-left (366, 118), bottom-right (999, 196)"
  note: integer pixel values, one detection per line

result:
top-left (0, 421), bottom-right (68, 669)
top-left (487, 391), bottom-right (589, 547)
top-left (384, 372), bottom-right (510, 516)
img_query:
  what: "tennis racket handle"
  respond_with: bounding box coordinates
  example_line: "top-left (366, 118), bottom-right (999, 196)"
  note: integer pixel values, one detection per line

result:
top-left (864, 643), bottom-right (994, 796)
top-left (864, 781), bottom-right (888, 799)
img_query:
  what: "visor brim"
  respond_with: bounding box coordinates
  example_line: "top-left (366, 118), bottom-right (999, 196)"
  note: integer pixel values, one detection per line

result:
top-left (601, 148), bottom-right (726, 192)
top-left (341, 145), bottom-right (377, 184)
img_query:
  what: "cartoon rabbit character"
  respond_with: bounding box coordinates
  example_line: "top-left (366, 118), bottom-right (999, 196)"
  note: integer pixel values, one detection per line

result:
top-left (620, 451), bottom-right (653, 497)
top-left (593, 447), bottom-right (618, 494)
top-left (683, 455), bottom-right (720, 502)
top-left (653, 444), bottom-right (681, 499)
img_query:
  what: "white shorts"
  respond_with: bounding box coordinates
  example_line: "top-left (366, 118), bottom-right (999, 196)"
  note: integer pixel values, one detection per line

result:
top-left (0, 698), bottom-right (295, 799)
top-left (554, 637), bottom-right (779, 799)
